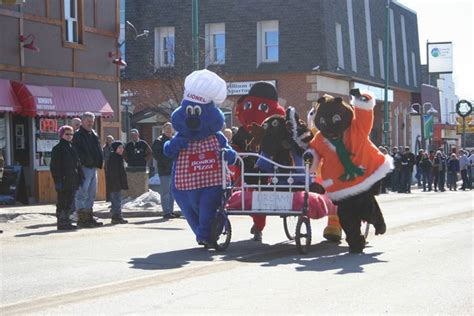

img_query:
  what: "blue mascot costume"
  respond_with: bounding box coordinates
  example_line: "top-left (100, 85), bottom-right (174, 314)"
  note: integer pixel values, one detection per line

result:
top-left (164, 69), bottom-right (236, 247)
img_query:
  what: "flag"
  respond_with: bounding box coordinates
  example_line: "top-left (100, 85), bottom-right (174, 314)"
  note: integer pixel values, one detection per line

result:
top-left (424, 114), bottom-right (433, 138)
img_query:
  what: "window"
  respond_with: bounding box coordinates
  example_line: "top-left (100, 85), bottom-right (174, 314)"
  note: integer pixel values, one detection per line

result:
top-left (64, 0), bottom-right (80, 43)
top-left (401, 15), bottom-right (409, 85)
top-left (205, 23), bottom-right (225, 65)
top-left (411, 52), bottom-right (417, 87)
top-left (119, 0), bottom-right (126, 58)
top-left (154, 27), bottom-right (175, 68)
top-left (378, 39), bottom-right (385, 80)
top-left (336, 23), bottom-right (344, 69)
top-left (257, 20), bottom-right (279, 65)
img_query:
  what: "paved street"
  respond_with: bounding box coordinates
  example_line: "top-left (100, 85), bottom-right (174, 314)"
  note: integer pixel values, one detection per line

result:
top-left (0, 189), bottom-right (472, 315)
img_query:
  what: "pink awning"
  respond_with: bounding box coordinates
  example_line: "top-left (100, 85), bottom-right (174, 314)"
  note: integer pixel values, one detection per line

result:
top-left (11, 81), bottom-right (114, 118)
top-left (0, 79), bottom-right (21, 113)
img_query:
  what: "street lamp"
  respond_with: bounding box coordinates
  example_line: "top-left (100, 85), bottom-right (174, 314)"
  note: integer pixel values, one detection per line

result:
top-left (410, 102), bottom-right (438, 150)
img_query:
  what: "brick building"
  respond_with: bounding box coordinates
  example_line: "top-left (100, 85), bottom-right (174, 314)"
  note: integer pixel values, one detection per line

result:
top-left (0, 0), bottom-right (122, 202)
top-left (123, 0), bottom-right (422, 149)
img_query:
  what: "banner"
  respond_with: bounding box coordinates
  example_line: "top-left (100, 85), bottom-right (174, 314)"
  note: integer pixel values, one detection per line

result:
top-left (424, 114), bottom-right (433, 138)
top-left (427, 42), bottom-right (453, 74)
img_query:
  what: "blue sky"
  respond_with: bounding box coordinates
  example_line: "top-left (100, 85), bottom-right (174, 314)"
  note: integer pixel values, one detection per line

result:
top-left (398, 0), bottom-right (474, 100)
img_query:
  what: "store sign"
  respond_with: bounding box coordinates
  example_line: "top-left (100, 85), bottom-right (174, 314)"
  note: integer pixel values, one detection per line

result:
top-left (427, 42), bottom-right (453, 74)
top-left (227, 80), bottom-right (276, 96)
top-left (456, 117), bottom-right (474, 134)
top-left (39, 118), bottom-right (58, 133)
top-left (36, 97), bottom-right (55, 110)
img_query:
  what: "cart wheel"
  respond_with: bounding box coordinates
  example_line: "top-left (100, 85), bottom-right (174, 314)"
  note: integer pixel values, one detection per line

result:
top-left (295, 216), bottom-right (312, 254)
top-left (283, 216), bottom-right (297, 240)
top-left (211, 211), bottom-right (232, 252)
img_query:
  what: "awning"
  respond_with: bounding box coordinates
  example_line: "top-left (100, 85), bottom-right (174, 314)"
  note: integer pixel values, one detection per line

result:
top-left (0, 79), bottom-right (21, 113)
top-left (11, 81), bottom-right (114, 118)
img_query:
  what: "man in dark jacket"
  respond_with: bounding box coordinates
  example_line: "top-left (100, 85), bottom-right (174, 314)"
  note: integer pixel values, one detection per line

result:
top-left (124, 129), bottom-right (152, 168)
top-left (152, 122), bottom-right (179, 219)
top-left (50, 125), bottom-right (82, 230)
top-left (103, 135), bottom-right (115, 202)
top-left (72, 112), bottom-right (104, 228)
top-left (399, 146), bottom-right (416, 193)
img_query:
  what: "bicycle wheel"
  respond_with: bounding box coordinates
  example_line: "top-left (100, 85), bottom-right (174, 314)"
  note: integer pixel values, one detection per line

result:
top-left (283, 216), bottom-right (297, 240)
top-left (211, 211), bottom-right (232, 252)
top-left (295, 216), bottom-right (312, 254)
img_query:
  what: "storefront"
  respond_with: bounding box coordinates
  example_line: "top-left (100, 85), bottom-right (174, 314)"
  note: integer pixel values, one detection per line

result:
top-left (2, 80), bottom-right (114, 203)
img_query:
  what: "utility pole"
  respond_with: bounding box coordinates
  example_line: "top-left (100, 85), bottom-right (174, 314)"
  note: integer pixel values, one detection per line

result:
top-left (192, 0), bottom-right (199, 70)
top-left (383, 0), bottom-right (391, 145)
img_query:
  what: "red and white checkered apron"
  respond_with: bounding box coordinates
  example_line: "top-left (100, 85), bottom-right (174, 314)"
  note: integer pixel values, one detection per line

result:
top-left (175, 135), bottom-right (222, 190)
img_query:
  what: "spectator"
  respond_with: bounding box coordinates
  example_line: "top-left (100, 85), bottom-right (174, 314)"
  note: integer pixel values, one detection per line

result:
top-left (459, 150), bottom-right (472, 190)
top-left (432, 150), bottom-right (447, 192)
top-left (71, 117), bottom-right (81, 132)
top-left (447, 153), bottom-right (460, 191)
top-left (391, 146), bottom-right (402, 192)
top-left (152, 122), bottom-right (180, 219)
top-left (124, 129), bottom-right (152, 168)
top-left (72, 112), bottom-right (104, 228)
top-left (415, 149), bottom-right (424, 188)
top-left (399, 146), bottom-right (416, 193)
top-left (468, 150), bottom-right (474, 182)
top-left (223, 128), bottom-right (233, 142)
top-left (106, 141), bottom-right (129, 224)
top-left (420, 152), bottom-right (433, 191)
top-left (379, 146), bottom-right (390, 193)
top-left (103, 135), bottom-right (115, 202)
top-left (50, 125), bottom-right (82, 230)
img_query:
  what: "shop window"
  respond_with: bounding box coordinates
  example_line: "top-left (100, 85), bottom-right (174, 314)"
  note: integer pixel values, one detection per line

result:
top-left (154, 27), bottom-right (175, 68)
top-left (257, 20), bottom-right (279, 65)
top-left (64, 0), bottom-right (84, 44)
top-left (205, 23), bottom-right (225, 66)
top-left (35, 117), bottom-right (73, 167)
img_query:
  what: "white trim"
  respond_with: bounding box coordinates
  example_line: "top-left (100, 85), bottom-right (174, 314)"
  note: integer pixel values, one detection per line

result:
top-left (351, 90), bottom-right (376, 109)
top-left (205, 23), bottom-right (225, 66)
top-left (364, 0), bottom-right (374, 77)
top-left (378, 39), bottom-right (385, 80)
top-left (327, 156), bottom-right (393, 201)
top-left (257, 20), bottom-right (279, 65)
top-left (335, 23), bottom-right (344, 69)
top-left (390, 9), bottom-right (398, 83)
top-left (154, 26), bottom-right (175, 68)
top-left (322, 179), bottom-right (334, 188)
top-left (347, 0), bottom-right (357, 72)
top-left (401, 15), bottom-right (410, 86)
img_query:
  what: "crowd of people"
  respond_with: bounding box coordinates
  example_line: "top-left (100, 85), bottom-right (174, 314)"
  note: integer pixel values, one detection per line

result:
top-left (379, 145), bottom-right (473, 194)
top-left (50, 112), bottom-right (473, 231)
top-left (50, 113), bottom-right (181, 231)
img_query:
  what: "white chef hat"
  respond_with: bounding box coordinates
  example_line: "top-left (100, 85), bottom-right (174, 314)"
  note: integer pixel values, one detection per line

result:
top-left (183, 69), bottom-right (227, 105)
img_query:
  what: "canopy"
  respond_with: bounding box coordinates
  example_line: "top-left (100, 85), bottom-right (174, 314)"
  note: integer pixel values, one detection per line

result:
top-left (11, 81), bottom-right (114, 117)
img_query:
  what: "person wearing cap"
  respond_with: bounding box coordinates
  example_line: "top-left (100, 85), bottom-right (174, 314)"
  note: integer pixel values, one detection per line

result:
top-left (124, 129), bottom-right (152, 168)
top-left (164, 69), bottom-right (237, 247)
top-left (50, 125), bottom-right (83, 230)
top-left (106, 141), bottom-right (129, 224)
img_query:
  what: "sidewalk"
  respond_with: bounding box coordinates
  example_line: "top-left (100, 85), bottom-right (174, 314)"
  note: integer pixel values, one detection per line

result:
top-left (0, 200), bottom-right (171, 222)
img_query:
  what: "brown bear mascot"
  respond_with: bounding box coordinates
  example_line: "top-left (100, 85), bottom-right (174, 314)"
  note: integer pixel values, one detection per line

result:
top-left (308, 89), bottom-right (392, 253)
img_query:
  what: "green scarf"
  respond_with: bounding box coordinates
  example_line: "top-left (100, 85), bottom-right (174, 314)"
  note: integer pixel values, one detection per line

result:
top-left (329, 137), bottom-right (365, 181)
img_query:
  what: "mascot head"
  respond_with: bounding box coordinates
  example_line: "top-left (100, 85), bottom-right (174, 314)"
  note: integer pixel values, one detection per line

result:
top-left (235, 82), bottom-right (285, 131)
top-left (171, 69), bottom-right (227, 141)
top-left (313, 94), bottom-right (354, 140)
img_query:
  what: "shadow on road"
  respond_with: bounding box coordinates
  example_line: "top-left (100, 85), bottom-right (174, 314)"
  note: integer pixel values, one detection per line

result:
top-left (129, 239), bottom-right (387, 274)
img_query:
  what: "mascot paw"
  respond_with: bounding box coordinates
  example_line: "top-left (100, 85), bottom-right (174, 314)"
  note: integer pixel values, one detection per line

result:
top-left (167, 136), bottom-right (188, 155)
top-left (309, 182), bottom-right (326, 194)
